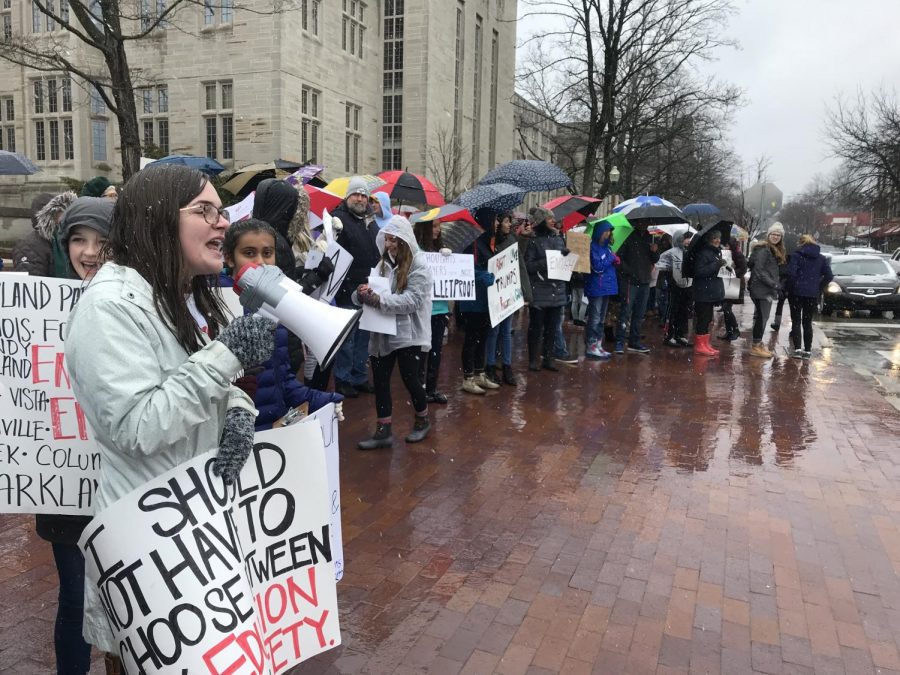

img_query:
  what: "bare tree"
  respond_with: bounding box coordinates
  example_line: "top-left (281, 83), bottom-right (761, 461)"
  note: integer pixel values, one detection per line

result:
top-left (427, 123), bottom-right (472, 202)
top-left (0, 0), bottom-right (293, 179)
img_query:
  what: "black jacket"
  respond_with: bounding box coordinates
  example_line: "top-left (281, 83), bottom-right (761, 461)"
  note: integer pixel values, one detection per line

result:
top-left (525, 226), bottom-right (567, 308)
top-left (617, 228), bottom-right (660, 285)
top-left (692, 245), bottom-right (725, 303)
top-left (333, 202), bottom-right (380, 307)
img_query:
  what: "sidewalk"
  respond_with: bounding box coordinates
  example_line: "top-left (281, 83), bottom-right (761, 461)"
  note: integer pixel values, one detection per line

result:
top-left (3, 308), bottom-right (900, 674)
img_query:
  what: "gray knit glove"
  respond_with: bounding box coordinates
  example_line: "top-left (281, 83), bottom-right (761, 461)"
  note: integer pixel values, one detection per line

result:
top-left (216, 315), bottom-right (276, 368)
top-left (213, 407), bottom-right (256, 484)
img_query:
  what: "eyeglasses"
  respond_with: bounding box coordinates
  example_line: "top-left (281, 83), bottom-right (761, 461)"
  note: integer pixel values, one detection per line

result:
top-left (180, 202), bottom-right (230, 225)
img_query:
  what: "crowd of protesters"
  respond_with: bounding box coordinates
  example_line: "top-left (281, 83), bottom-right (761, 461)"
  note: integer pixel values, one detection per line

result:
top-left (5, 169), bottom-right (838, 674)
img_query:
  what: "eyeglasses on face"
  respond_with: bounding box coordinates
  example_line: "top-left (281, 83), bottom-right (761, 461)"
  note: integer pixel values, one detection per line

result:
top-left (179, 202), bottom-right (230, 225)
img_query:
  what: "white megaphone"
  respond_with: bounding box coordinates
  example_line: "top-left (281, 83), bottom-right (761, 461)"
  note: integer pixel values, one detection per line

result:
top-left (234, 263), bottom-right (361, 369)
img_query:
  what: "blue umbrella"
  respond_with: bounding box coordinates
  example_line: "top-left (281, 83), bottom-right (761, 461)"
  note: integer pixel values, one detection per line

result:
top-left (152, 155), bottom-right (225, 176)
top-left (682, 202), bottom-right (721, 218)
top-left (479, 159), bottom-right (572, 192)
top-left (454, 182), bottom-right (526, 213)
top-left (613, 195), bottom-right (687, 224)
top-left (0, 150), bottom-right (40, 175)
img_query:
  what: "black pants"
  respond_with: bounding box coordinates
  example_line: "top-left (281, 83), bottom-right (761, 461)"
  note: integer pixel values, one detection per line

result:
top-left (666, 285), bottom-right (692, 339)
top-left (528, 305), bottom-right (563, 363)
top-left (752, 298), bottom-right (773, 342)
top-left (721, 301), bottom-right (738, 334)
top-left (773, 289), bottom-right (787, 324)
top-left (694, 302), bottom-right (714, 336)
top-left (419, 314), bottom-right (448, 393)
top-left (52, 542), bottom-right (91, 675)
top-left (371, 346), bottom-right (428, 420)
top-left (461, 312), bottom-right (491, 376)
top-left (789, 295), bottom-right (816, 351)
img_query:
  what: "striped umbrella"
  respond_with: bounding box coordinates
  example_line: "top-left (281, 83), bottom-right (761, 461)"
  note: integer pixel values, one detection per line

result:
top-left (376, 170), bottom-right (446, 206)
top-left (324, 174), bottom-right (386, 197)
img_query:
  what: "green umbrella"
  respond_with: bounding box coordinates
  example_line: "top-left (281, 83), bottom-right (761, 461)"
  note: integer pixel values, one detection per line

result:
top-left (586, 213), bottom-right (633, 252)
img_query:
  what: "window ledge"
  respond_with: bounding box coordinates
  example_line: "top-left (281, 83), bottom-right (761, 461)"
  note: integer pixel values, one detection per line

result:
top-left (200, 22), bottom-right (233, 35)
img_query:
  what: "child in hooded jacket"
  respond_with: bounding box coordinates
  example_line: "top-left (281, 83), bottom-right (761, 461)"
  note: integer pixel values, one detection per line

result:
top-left (584, 220), bottom-right (619, 360)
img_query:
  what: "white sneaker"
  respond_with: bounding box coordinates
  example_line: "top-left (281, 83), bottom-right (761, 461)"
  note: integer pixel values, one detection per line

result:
top-left (461, 377), bottom-right (485, 394)
top-left (476, 372), bottom-right (500, 390)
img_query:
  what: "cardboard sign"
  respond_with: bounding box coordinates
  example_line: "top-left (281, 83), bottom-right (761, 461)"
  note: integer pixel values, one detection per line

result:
top-left (423, 252), bottom-right (475, 301)
top-left (0, 276), bottom-right (100, 515)
top-left (78, 423), bottom-right (340, 674)
top-left (487, 246), bottom-right (524, 327)
top-left (566, 232), bottom-right (592, 274)
top-left (546, 250), bottom-right (579, 281)
top-left (225, 192), bottom-right (255, 224)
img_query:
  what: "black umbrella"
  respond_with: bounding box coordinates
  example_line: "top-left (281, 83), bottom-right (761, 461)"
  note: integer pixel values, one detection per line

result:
top-left (454, 182), bottom-right (526, 213)
top-left (479, 159), bottom-right (572, 192)
top-left (440, 221), bottom-right (484, 254)
top-left (684, 219), bottom-right (733, 275)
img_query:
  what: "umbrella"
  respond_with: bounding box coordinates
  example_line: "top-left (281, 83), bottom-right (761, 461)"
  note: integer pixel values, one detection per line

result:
top-left (730, 224), bottom-right (749, 241)
top-left (221, 163), bottom-right (292, 196)
top-left (304, 185), bottom-right (343, 219)
top-left (274, 158), bottom-right (303, 171)
top-left (409, 203), bottom-right (478, 227)
top-left (543, 195), bottom-right (601, 232)
top-left (151, 155), bottom-right (225, 176)
top-left (479, 159), bottom-right (572, 192)
top-left (681, 203), bottom-right (721, 218)
top-left (684, 219), bottom-right (734, 269)
top-left (454, 182), bottom-right (526, 213)
top-left (0, 150), bottom-right (40, 175)
top-left (376, 170), bottom-right (446, 207)
top-left (437, 221), bottom-right (484, 254)
top-left (586, 213), bottom-right (633, 252)
top-left (648, 224), bottom-right (698, 238)
top-left (324, 174), bottom-right (386, 197)
top-left (284, 164), bottom-right (326, 187)
top-left (613, 195), bottom-right (688, 225)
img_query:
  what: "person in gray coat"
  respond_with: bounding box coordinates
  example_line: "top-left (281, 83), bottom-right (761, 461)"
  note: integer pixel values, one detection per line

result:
top-left (747, 233), bottom-right (785, 358)
top-left (356, 215), bottom-right (434, 449)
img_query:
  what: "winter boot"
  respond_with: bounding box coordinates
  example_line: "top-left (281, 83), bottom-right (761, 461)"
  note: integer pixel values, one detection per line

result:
top-left (502, 364), bottom-right (518, 385)
top-left (358, 422), bottom-right (393, 450)
top-left (461, 376), bottom-right (486, 394)
top-left (476, 371), bottom-right (500, 390)
top-left (586, 340), bottom-right (605, 360)
top-left (541, 357), bottom-right (560, 372)
top-left (770, 319), bottom-right (781, 331)
top-left (750, 342), bottom-right (773, 358)
top-left (405, 415), bottom-right (431, 443)
top-left (693, 334), bottom-right (718, 357)
top-left (485, 365), bottom-right (501, 385)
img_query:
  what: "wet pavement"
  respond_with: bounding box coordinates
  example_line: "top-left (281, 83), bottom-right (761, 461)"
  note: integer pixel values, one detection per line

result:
top-left (3, 303), bottom-right (900, 674)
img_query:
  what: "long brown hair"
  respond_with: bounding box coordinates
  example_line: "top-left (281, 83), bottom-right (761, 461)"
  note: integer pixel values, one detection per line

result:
top-left (767, 239), bottom-right (787, 264)
top-left (379, 238), bottom-right (413, 292)
top-left (413, 219), bottom-right (442, 252)
top-left (106, 164), bottom-right (228, 353)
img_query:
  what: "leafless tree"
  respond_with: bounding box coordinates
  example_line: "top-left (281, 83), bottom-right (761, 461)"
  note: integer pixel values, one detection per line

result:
top-left (426, 123), bottom-right (472, 202)
top-left (0, 0), bottom-right (294, 179)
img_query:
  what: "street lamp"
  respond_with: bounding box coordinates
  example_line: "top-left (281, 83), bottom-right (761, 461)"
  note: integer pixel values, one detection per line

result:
top-left (608, 166), bottom-right (620, 211)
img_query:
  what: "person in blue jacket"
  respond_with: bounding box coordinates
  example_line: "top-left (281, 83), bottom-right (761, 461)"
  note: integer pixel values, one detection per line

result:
top-left (785, 234), bottom-right (833, 359)
top-left (222, 218), bottom-right (344, 428)
top-left (584, 220), bottom-right (619, 360)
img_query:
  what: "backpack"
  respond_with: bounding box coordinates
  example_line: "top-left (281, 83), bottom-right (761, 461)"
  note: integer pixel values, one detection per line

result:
top-left (681, 246), bottom-right (696, 279)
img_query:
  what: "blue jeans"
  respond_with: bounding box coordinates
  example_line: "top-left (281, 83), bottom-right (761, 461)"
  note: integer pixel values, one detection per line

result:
top-left (615, 281), bottom-right (650, 345)
top-left (585, 295), bottom-right (610, 346)
top-left (485, 315), bottom-right (513, 366)
top-left (553, 307), bottom-right (569, 357)
top-left (52, 543), bottom-right (91, 675)
top-left (333, 323), bottom-right (370, 386)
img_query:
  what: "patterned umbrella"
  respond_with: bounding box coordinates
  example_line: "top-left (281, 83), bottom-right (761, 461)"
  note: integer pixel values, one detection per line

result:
top-left (613, 195), bottom-right (687, 225)
top-left (454, 182), bottom-right (526, 213)
top-left (324, 174), bottom-right (387, 197)
top-left (544, 195), bottom-right (602, 232)
top-left (376, 170), bottom-right (446, 207)
top-left (479, 159), bottom-right (572, 192)
top-left (284, 164), bottom-right (326, 186)
top-left (0, 150), bottom-right (40, 175)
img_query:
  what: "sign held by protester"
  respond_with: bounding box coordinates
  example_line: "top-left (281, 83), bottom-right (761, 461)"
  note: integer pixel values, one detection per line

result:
top-left (224, 192), bottom-right (255, 224)
top-left (566, 232), bottom-right (592, 274)
top-left (487, 246), bottom-right (524, 327)
top-left (0, 276), bottom-right (100, 515)
top-left (424, 252), bottom-right (475, 301)
top-left (78, 423), bottom-right (340, 674)
top-left (546, 251), bottom-right (579, 282)
top-left (306, 240), bottom-right (353, 305)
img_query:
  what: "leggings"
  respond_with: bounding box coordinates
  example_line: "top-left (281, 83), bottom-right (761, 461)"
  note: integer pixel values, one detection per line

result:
top-left (528, 305), bottom-right (563, 362)
top-left (419, 313), bottom-right (448, 393)
top-left (461, 312), bottom-right (491, 376)
top-left (52, 542), bottom-right (91, 675)
top-left (371, 346), bottom-right (428, 420)
top-left (789, 295), bottom-right (817, 351)
top-left (751, 298), bottom-right (772, 342)
top-left (694, 302), bottom-right (714, 336)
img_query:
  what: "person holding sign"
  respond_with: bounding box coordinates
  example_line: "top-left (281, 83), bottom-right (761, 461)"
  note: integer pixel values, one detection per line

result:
top-left (413, 218), bottom-right (453, 403)
top-left (64, 164), bottom-right (276, 661)
top-left (524, 206), bottom-right (569, 372)
top-left (356, 216), bottom-right (434, 448)
top-left (484, 212), bottom-right (519, 385)
top-left (691, 229), bottom-right (727, 357)
top-left (35, 195), bottom-right (113, 675)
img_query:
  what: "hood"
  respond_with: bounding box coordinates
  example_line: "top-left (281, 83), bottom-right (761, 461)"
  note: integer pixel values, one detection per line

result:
top-left (252, 179), bottom-right (299, 238)
top-left (376, 215), bottom-right (420, 256)
top-left (592, 220), bottom-right (612, 244)
top-left (287, 184), bottom-right (311, 243)
top-left (671, 227), bottom-right (691, 250)
top-left (798, 243), bottom-right (821, 258)
top-left (372, 191), bottom-right (394, 229)
top-left (34, 191), bottom-right (78, 240)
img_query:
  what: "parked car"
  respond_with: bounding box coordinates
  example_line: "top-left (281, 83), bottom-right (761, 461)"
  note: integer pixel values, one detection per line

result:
top-left (819, 255), bottom-right (900, 317)
top-left (845, 246), bottom-right (885, 256)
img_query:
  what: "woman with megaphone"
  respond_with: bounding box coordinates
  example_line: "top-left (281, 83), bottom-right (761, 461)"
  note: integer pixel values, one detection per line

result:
top-left (355, 215), bottom-right (434, 449)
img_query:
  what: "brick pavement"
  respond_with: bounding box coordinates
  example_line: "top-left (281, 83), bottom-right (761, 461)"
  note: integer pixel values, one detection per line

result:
top-left (2, 307), bottom-right (900, 674)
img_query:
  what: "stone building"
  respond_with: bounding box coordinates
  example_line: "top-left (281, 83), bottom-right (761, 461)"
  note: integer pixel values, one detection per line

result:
top-left (0, 0), bottom-right (518, 240)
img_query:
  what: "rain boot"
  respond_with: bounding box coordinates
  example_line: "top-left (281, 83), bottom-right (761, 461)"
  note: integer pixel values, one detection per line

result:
top-left (502, 364), bottom-right (518, 385)
top-left (405, 415), bottom-right (431, 443)
top-left (694, 334), bottom-right (718, 357)
top-left (358, 422), bottom-right (393, 450)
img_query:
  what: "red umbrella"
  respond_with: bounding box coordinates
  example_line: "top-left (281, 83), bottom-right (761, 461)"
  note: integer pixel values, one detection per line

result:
top-left (543, 195), bottom-right (601, 232)
top-left (408, 203), bottom-right (478, 227)
top-left (304, 184), bottom-right (342, 218)
top-left (376, 170), bottom-right (446, 207)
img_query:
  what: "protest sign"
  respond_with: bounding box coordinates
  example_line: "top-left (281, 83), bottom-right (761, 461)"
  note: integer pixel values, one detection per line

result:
top-left (225, 192), bottom-right (255, 224)
top-left (78, 423), bottom-right (340, 674)
top-left (301, 404), bottom-right (344, 582)
top-left (306, 241), bottom-right (353, 305)
top-left (423, 252), bottom-right (475, 301)
top-left (566, 231), bottom-right (592, 274)
top-left (0, 275), bottom-right (100, 515)
top-left (358, 275), bottom-right (396, 335)
top-left (487, 246), bottom-right (524, 327)
top-left (546, 250), bottom-right (579, 282)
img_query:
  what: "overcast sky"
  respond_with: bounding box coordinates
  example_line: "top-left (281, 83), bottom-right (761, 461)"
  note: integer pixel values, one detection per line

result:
top-left (516, 0), bottom-right (900, 198)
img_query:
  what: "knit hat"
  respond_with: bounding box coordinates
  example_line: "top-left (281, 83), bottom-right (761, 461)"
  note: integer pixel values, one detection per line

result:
top-left (529, 206), bottom-right (553, 227)
top-left (80, 176), bottom-right (112, 197)
top-left (59, 197), bottom-right (114, 247)
top-left (346, 176), bottom-right (370, 199)
top-left (767, 222), bottom-right (785, 237)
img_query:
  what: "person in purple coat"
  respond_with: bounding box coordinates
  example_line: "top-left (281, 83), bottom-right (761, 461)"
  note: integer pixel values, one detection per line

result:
top-left (785, 234), bottom-right (833, 359)
top-left (584, 220), bottom-right (620, 360)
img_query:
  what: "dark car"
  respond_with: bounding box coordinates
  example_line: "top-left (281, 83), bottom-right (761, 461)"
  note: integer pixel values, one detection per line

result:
top-left (819, 255), bottom-right (900, 317)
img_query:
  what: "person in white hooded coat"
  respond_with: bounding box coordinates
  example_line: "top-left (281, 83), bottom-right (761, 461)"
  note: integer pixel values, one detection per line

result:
top-left (355, 215), bottom-right (433, 449)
